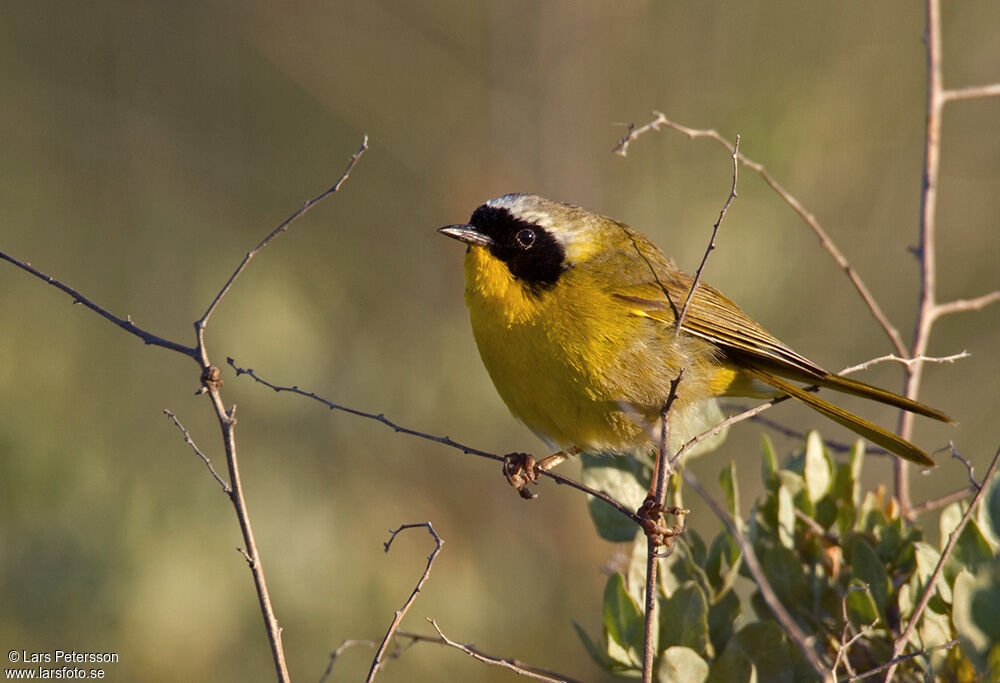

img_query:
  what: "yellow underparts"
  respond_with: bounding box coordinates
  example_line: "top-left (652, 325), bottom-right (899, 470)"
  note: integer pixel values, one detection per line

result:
top-left (462, 246), bottom-right (748, 454)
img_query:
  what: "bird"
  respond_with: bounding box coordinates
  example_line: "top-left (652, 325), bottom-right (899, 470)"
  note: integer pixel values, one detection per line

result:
top-left (438, 193), bottom-right (949, 487)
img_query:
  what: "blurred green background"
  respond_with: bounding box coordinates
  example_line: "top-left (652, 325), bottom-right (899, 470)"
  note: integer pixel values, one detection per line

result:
top-left (1, 1), bottom-right (998, 681)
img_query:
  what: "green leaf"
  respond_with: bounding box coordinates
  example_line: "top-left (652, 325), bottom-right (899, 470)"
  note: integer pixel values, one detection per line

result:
top-left (846, 537), bottom-right (891, 617)
top-left (658, 647), bottom-right (709, 683)
top-left (582, 452), bottom-right (649, 542)
top-left (573, 621), bottom-right (617, 671)
top-left (979, 472), bottom-right (1000, 550)
top-left (707, 588), bottom-right (741, 656)
top-left (728, 622), bottom-right (796, 682)
top-left (707, 645), bottom-right (756, 683)
top-left (913, 541), bottom-right (951, 606)
top-left (719, 461), bottom-right (742, 525)
top-left (758, 544), bottom-right (811, 608)
top-left (760, 435), bottom-right (778, 482)
top-left (688, 528), bottom-right (708, 569)
top-left (856, 491), bottom-right (888, 533)
top-left (953, 563), bottom-right (1000, 674)
top-left (849, 440), bottom-right (865, 508)
top-left (844, 579), bottom-right (880, 628)
top-left (603, 572), bottom-right (644, 667)
top-left (777, 484), bottom-right (795, 549)
top-left (955, 519), bottom-right (995, 571)
top-left (939, 502), bottom-right (963, 551)
top-left (659, 581), bottom-right (710, 654)
top-left (803, 431), bottom-right (832, 503)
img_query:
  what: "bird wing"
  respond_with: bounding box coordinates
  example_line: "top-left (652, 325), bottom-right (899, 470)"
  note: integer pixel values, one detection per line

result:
top-left (597, 226), bottom-right (827, 379)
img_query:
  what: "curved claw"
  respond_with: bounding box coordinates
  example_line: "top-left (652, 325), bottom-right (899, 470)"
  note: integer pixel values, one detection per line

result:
top-left (503, 452), bottom-right (538, 499)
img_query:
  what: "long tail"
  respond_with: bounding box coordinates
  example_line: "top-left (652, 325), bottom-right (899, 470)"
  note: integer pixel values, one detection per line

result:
top-left (810, 371), bottom-right (951, 423)
top-left (739, 365), bottom-right (940, 467)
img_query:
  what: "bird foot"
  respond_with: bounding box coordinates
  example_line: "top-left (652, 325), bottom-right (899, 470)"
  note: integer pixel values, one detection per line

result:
top-left (502, 451), bottom-right (571, 500)
top-left (637, 496), bottom-right (689, 550)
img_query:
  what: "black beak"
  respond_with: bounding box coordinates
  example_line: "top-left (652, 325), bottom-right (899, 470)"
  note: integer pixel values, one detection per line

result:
top-left (437, 224), bottom-right (494, 247)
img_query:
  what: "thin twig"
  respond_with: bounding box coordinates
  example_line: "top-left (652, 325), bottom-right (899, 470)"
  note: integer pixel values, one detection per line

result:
top-left (391, 630), bottom-right (581, 682)
top-left (947, 441), bottom-right (981, 490)
top-left (682, 469), bottom-right (828, 681)
top-left (367, 523), bottom-right (444, 683)
top-left (675, 135), bottom-right (740, 335)
top-left (832, 585), bottom-right (876, 680)
top-left (885, 445), bottom-right (1000, 680)
top-left (318, 640), bottom-right (377, 683)
top-left (942, 83), bottom-right (1000, 102)
top-left (197, 134), bottom-right (368, 332)
top-left (848, 639), bottom-right (958, 682)
top-left (931, 290), bottom-right (1000, 319)
top-left (163, 410), bottom-right (231, 494)
top-left (226, 359), bottom-right (643, 525)
top-left (1, 141), bottom-right (371, 683)
top-left (909, 486), bottom-right (975, 516)
top-left (836, 351), bottom-right (969, 376)
top-left (0, 251), bottom-right (197, 357)
top-left (673, 393), bottom-right (794, 462)
top-left (425, 619), bottom-right (577, 683)
top-left (614, 111), bottom-right (908, 357)
top-left (641, 373), bottom-right (684, 683)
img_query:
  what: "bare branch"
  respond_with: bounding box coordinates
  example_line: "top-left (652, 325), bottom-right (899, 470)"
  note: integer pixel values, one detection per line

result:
top-left (675, 135), bottom-right (740, 335)
top-left (613, 111), bottom-right (908, 356)
top-left (909, 486), bottom-right (976, 516)
top-left (837, 351), bottom-right (969, 376)
top-left (832, 585), bottom-right (877, 680)
top-left (641, 372), bottom-right (685, 683)
top-left (847, 639), bottom-right (958, 682)
top-left (425, 619), bottom-right (578, 683)
top-left (885, 445), bottom-right (1000, 679)
top-left (942, 83), bottom-right (1000, 102)
top-left (931, 290), bottom-right (1000, 319)
top-left (893, 0), bottom-right (947, 519)
top-left (226, 358), bottom-right (643, 525)
top-left (367, 522), bottom-right (443, 682)
top-left (163, 410), bottom-right (231, 494)
top-left (946, 441), bottom-right (981, 490)
top-left (682, 470), bottom-right (828, 681)
top-left (0, 250), bottom-right (197, 357)
top-left (197, 135), bottom-right (368, 332)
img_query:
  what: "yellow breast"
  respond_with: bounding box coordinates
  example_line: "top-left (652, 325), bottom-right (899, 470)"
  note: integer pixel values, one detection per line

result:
top-left (462, 245), bottom-right (727, 454)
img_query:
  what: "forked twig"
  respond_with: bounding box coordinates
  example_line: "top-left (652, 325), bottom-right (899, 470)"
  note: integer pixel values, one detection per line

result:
top-left (832, 585), bottom-right (877, 680)
top-left (197, 135), bottom-right (368, 333)
top-left (367, 523), bottom-right (443, 682)
top-left (615, 111), bottom-right (908, 357)
top-left (0, 137), bottom-right (370, 683)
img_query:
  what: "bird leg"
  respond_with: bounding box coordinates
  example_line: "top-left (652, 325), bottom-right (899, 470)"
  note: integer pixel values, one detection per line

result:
top-left (637, 496), bottom-right (689, 550)
top-left (502, 451), bottom-right (571, 499)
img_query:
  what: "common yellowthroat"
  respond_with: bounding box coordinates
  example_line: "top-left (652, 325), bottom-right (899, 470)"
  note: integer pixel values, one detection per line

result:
top-left (439, 193), bottom-right (949, 475)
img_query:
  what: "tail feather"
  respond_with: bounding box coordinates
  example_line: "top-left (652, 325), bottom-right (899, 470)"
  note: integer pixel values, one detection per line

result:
top-left (812, 371), bottom-right (952, 423)
top-left (739, 365), bottom-right (937, 467)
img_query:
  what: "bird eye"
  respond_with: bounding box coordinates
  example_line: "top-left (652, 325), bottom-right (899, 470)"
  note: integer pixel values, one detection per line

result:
top-left (515, 228), bottom-right (535, 249)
